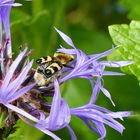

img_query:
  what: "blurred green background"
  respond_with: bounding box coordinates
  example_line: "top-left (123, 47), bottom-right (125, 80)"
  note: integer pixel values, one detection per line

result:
top-left (9, 0), bottom-right (140, 139)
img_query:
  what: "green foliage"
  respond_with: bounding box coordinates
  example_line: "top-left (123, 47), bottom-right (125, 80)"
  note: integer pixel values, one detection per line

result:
top-left (0, 108), bottom-right (7, 128)
top-left (5, 120), bottom-right (43, 140)
top-left (119, 0), bottom-right (140, 19)
top-left (108, 20), bottom-right (140, 82)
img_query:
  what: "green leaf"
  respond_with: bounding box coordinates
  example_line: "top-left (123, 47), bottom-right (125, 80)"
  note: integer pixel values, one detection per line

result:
top-left (0, 108), bottom-right (7, 128)
top-left (119, 0), bottom-right (140, 20)
top-left (5, 120), bottom-right (44, 140)
top-left (108, 20), bottom-right (140, 81)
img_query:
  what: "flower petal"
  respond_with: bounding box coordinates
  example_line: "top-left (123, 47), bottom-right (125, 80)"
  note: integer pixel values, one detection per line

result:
top-left (100, 87), bottom-right (115, 106)
top-left (1, 48), bottom-right (27, 91)
top-left (66, 125), bottom-right (77, 140)
top-left (5, 103), bottom-right (38, 122)
top-left (48, 79), bottom-right (61, 129)
top-left (71, 103), bottom-right (130, 138)
top-left (7, 83), bottom-right (35, 103)
top-left (6, 60), bottom-right (33, 97)
top-left (100, 61), bottom-right (133, 67)
top-left (94, 121), bottom-right (106, 140)
top-left (102, 71), bottom-right (125, 76)
top-left (88, 78), bottom-right (101, 104)
top-left (55, 27), bottom-right (75, 48)
top-left (48, 79), bottom-right (70, 130)
top-left (35, 124), bottom-right (61, 140)
top-left (19, 115), bottom-right (61, 140)
top-left (56, 99), bottom-right (71, 129)
top-left (0, 16), bottom-right (2, 44)
top-left (107, 111), bottom-right (131, 120)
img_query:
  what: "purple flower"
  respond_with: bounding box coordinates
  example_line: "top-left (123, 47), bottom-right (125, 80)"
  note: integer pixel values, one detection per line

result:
top-left (70, 78), bottom-right (131, 140)
top-left (43, 28), bottom-right (132, 106)
top-left (0, 2), bottom-right (132, 139)
top-left (29, 78), bottom-right (130, 140)
top-left (31, 28), bottom-right (131, 140)
top-left (55, 28), bottom-right (132, 82)
top-left (0, 24), bottom-right (131, 140)
top-left (17, 78), bottom-right (71, 140)
top-left (0, 47), bottom-right (38, 122)
top-left (0, 0), bottom-right (21, 57)
top-left (71, 105), bottom-right (130, 140)
top-left (1, 58), bottom-right (65, 139)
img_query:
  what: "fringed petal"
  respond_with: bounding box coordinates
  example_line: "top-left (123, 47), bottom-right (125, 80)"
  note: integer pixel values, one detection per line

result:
top-left (71, 104), bottom-right (130, 139)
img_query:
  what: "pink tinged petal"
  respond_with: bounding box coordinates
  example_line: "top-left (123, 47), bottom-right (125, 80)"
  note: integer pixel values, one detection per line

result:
top-left (66, 125), bottom-right (77, 140)
top-left (5, 103), bottom-right (39, 122)
top-left (1, 48), bottom-right (27, 91)
top-left (100, 61), bottom-right (133, 67)
top-left (7, 83), bottom-right (36, 103)
top-left (48, 79), bottom-right (61, 129)
top-left (100, 87), bottom-right (115, 106)
top-left (6, 60), bottom-right (33, 96)
top-left (54, 27), bottom-right (75, 48)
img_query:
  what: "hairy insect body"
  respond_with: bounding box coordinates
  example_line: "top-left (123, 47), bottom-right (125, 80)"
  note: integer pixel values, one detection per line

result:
top-left (34, 53), bottom-right (74, 86)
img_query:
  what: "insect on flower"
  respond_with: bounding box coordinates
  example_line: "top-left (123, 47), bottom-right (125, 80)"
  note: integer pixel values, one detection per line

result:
top-left (34, 52), bottom-right (74, 86)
